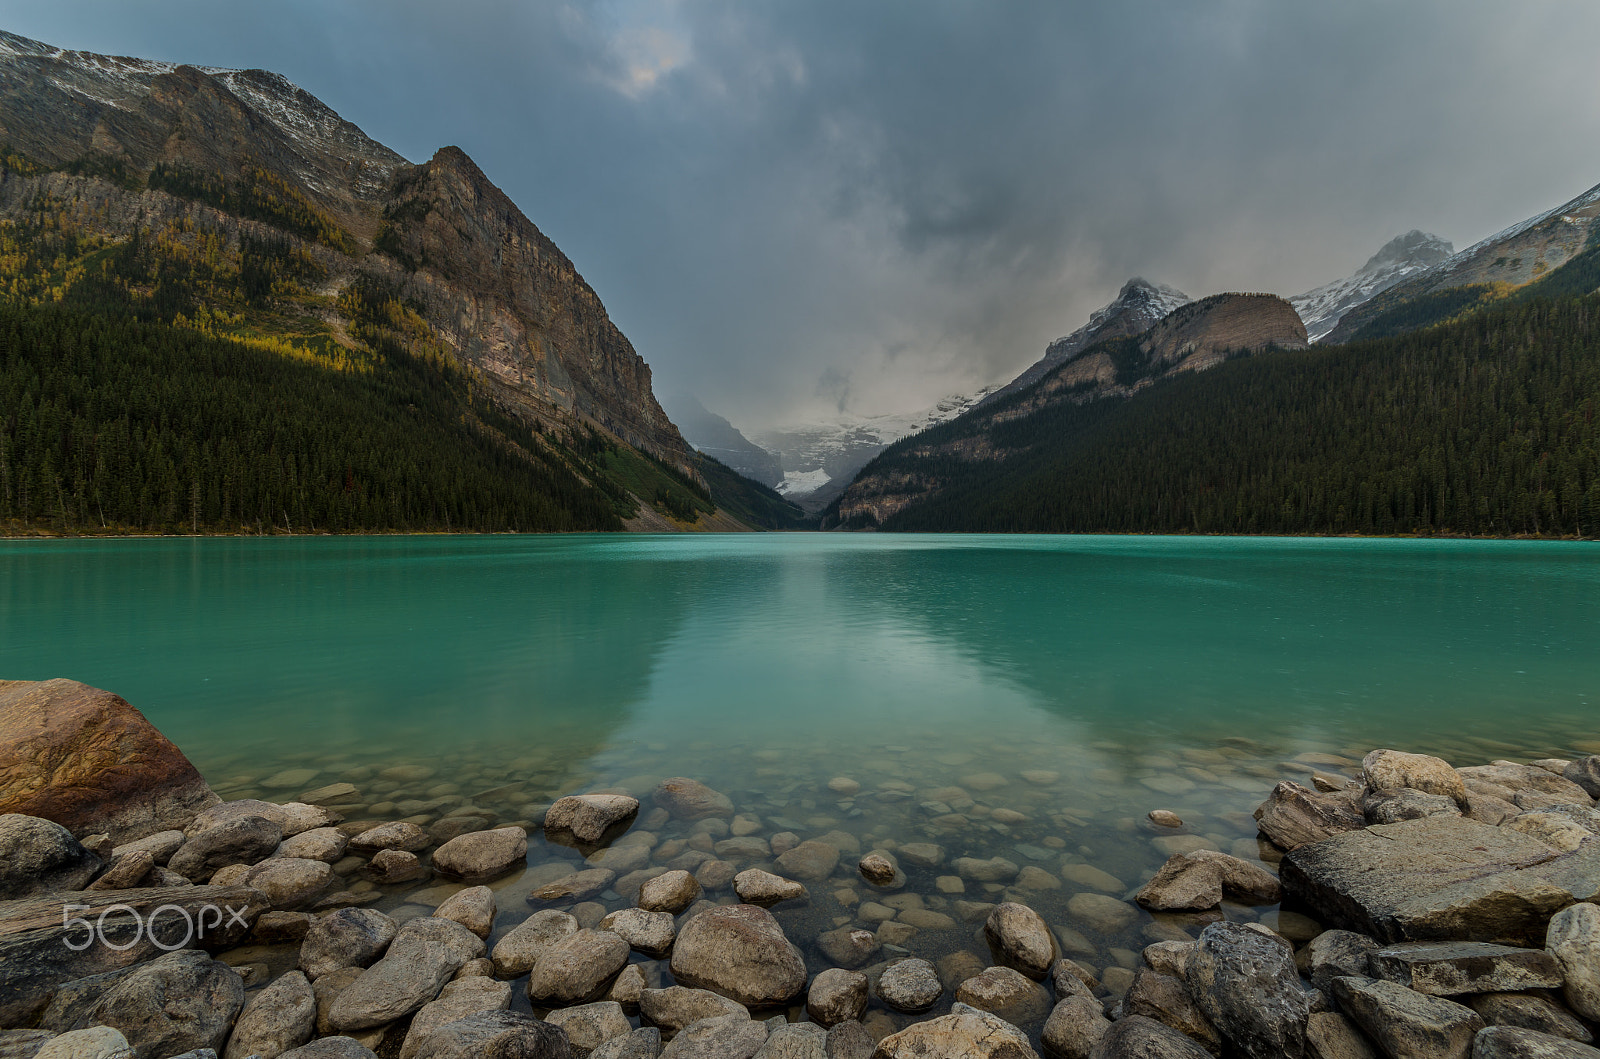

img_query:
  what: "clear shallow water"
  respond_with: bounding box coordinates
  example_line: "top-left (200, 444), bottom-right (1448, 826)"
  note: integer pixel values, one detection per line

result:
top-left (3, 534), bottom-right (1599, 1030)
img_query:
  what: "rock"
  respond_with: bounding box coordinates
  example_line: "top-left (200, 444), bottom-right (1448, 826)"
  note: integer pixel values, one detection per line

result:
top-left (278, 827), bottom-right (349, 863)
top-left (1363, 750), bottom-right (1468, 807)
top-left (531, 869), bottom-right (616, 903)
top-left (599, 908), bottom-right (676, 958)
top-left (956, 966), bottom-right (1051, 1025)
top-left (1504, 807), bottom-right (1600, 852)
top-left (1185, 922), bottom-right (1308, 1059)
top-left (658, 1014), bottom-right (766, 1059)
top-left (544, 1001), bottom-right (631, 1055)
top-left (1066, 893), bottom-right (1139, 935)
top-left (397, 977), bottom-right (512, 1059)
top-left (1052, 960), bottom-right (1100, 997)
top-left (1086, 1015), bottom-right (1210, 1059)
top-left (1363, 788), bottom-right (1464, 825)
top-left (349, 822), bottom-right (430, 854)
top-left (0, 680), bottom-right (220, 843)
top-left (753, 1023), bottom-right (827, 1059)
top-left (638, 870), bottom-right (701, 913)
top-left (1466, 994), bottom-right (1593, 1045)
top-left (1460, 764), bottom-right (1593, 802)
top-left (1547, 903), bottom-right (1600, 1021)
top-left (859, 854), bottom-right (896, 886)
top-left (818, 927), bottom-right (880, 969)
top-left (434, 885), bottom-right (495, 938)
top-left (956, 857), bottom-right (1020, 883)
top-left (1304, 930), bottom-right (1379, 993)
top-left (1116, 970), bottom-right (1221, 1055)
top-left (824, 1022), bottom-right (874, 1059)
top-left (0, 816), bottom-right (103, 899)
top-left (735, 870), bottom-right (808, 906)
top-left (1564, 757), bottom-right (1600, 799)
top-left (280, 1039), bottom-right (377, 1059)
top-left (984, 903), bottom-right (1057, 980)
top-left (366, 849), bottom-right (426, 884)
top-left (85, 849), bottom-right (154, 891)
top-left (1043, 995), bottom-right (1112, 1059)
top-left (32, 1027), bottom-right (134, 1059)
top-left (325, 917), bottom-right (484, 1031)
top-left (0, 1029), bottom-right (58, 1058)
top-left (1330, 977), bottom-right (1483, 1059)
top-left (1135, 856), bottom-right (1222, 912)
top-left (807, 969), bottom-right (869, 1027)
top-left (76, 950), bottom-right (243, 1059)
top-left (590, 1028), bottom-right (662, 1059)
top-left (300, 784), bottom-right (362, 807)
top-left (775, 841), bottom-right (841, 883)
top-left (301, 908), bottom-right (400, 979)
top-left (545, 795), bottom-right (641, 845)
top-left (1303, 1012), bottom-right (1377, 1059)
top-left (223, 969), bottom-right (315, 1059)
top-left (527, 929), bottom-right (630, 1006)
top-left (898, 843), bottom-right (945, 868)
top-left (696, 859), bottom-right (739, 891)
top-left (877, 958), bottom-right (942, 1014)
top-left (238, 857), bottom-right (335, 910)
top-left (607, 965), bottom-right (646, 1009)
top-left (167, 815), bottom-right (283, 880)
top-left (432, 828), bottom-right (527, 881)
top-left (186, 801), bottom-right (336, 840)
top-left (493, 910), bottom-right (581, 977)
top-left (670, 905), bottom-right (807, 1007)
top-left (456, 958), bottom-right (495, 980)
top-left (1281, 817), bottom-right (1600, 945)
top-left (638, 986), bottom-right (749, 1033)
top-left (874, 1010), bottom-right (1038, 1058)
top-left (312, 968), bottom-right (363, 1033)
top-left (654, 779), bottom-right (734, 821)
top-left (1470, 1027), bottom-right (1600, 1058)
top-left (1370, 942), bottom-right (1563, 996)
top-left (1143, 941), bottom-right (1195, 980)
top-left (255, 911), bottom-right (315, 943)
top-left (111, 830), bottom-right (186, 866)
top-left (404, 1011), bottom-right (569, 1059)
top-left (1148, 811), bottom-right (1183, 828)
top-left (1254, 782), bottom-right (1366, 851)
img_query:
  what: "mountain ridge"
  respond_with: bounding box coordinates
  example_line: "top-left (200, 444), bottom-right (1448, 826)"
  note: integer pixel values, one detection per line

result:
top-left (1290, 230), bottom-right (1453, 342)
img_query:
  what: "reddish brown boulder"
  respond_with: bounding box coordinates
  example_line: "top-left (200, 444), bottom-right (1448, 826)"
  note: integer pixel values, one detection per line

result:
top-left (0, 679), bottom-right (218, 843)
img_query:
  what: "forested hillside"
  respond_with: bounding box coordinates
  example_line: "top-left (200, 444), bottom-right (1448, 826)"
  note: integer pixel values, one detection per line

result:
top-left (831, 291), bottom-right (1600, 537)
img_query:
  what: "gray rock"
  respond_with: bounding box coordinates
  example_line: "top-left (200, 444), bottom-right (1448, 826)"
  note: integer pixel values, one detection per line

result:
top-left (0, 1030), bottom-right (57, 1059)
top-left (599, 908), bottom-right (676, 958)
top-left (238, 857), bottom-right (335, 910)
top-left (1547, 902), bottom-right (1600, 1021)
top-left (1363, 750), bottom-right (1468, 807)
top-left (1330, 977), bottom-right (1483, 1059)
top-left (1281, 817), bottom-right (1600, 945)
top-left (1304, 1012), bottom-right (1377, 1059)
top-left (955, 857), bottom-right (1021, 882)
top-left (398, 977), bottom-right (512, 1059)
top-left (86, 850), bottom-right (155, 891)
top-left (544, 795), bottom-right (640, 845)
top-left (434, 885), bottom-right (495, 938)
top-left (1087, 1016), bottom-right (1210, 1059)
top-left (822, 1022), bottom-right (873, 1059)
top-left (653, 778), bottom-right (735, 821)
top-left (1363, 789), bottom-right (1464, 825)
top-left (1143, 941), bottom-right (1196, 980)
top-left (493, 910), bottom-right (581, 977)
top-left (1503, 807), bottom-right (1600, 853)
top-left (312, 967), bottom-right (363, 1034)
top-left (367, 849), bottom-right (428, 884)
top-left (1116, 970), bottom-right (1220, 1054)
top-left (278, 827), bottom-right (349, 863)
top-left (187, 800), bottom-right (337, 839)
top-left (279, 1038), bottom-right (378, 1059)
top-left (773, 841), bottom-right (841, 883)
top-left (110, 830), bottom-right (186, 866)
top-left (348, 822), bottom-right (430, 854)
top-left (79, 950), bottom-right (243, 1059)
top-left (877, 958), bottom-right (943, 1014)
top-left (1564, 757), bottom-right (1600, 799)
top-left (752, 1024), bottom-right (826, 1059)
top-left (956, 966), bottom-right (1052, 1026)
top-left (1466, 994), bottom-right (1594, 1045)
top-left (1305, 931), bottom-right (1380, 994)
top-left (1469, 1027), bottom-right (1600, 1058)
top-left (0, 815), bottom-right (103, 898)
top-left (1185, 922), bottom-right (1307, 1059)
top-left (734, 870), bottom-right (808, 906)
top-left (544, 1001), bottom-right (631, 1055)
top-left (1371, 942), bottom-right (1563, 996)
top-left (405, 1011), bottom-right (571, 1059)
top-left (527, 929), bottom-right (630, 1006)
top-left (223, 969), bottom-right (315, 1059)
top-left (817, 927), bottom-right (880, 969)
top-left (325, 916), bottom-right (484, 1031)
top-left (531, 869), bottom-right (617, 903)
top-left (875, 1011), bottom-right (1040, 1058)
top-left (169, 815), bottom-right (282, 879)
top-left (638, 987), bottom-right (749, 1033)
top-left (1043, 996), bottom-right (1112, 1059)
top-left (1135, 856), bottom-right (1222, 912)
top-left (806, 968), bottom-right (868, 1027)
top-left (638, 870), bottom-right (702, 914)
top-left (42, 968), bottom-right (135, 1033)
top-left (1253, 782), bottom-right (1366, 851)
top-left (1052, 960), bottom-right (1100, 998)
top-left (985, 903), bottom-right (1058, 980)
top-left (432, 828), bottom-right (528, 881)
top-left (299, 908), bottom-right (399, 979)
top-left (590, 1029), bottom-right (661, 1059)
top-left (659, 1015), bottom-right (766, 1059)
top-left (32, 1028), bottom-right (133, 1059)
top-left (670, 905), bottom-right (807, 1007)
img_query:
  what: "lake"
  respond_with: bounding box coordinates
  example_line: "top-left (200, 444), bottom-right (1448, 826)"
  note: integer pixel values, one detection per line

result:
top-left (3, 533), bottom-right (1597, 1015)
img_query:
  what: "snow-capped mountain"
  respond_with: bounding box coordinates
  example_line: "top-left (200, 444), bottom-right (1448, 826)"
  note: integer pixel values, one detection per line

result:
top-left (1290, 231), bottom-right (1454, 342)
top-left (983, 278), bottom-right (1190, 406)
top-left (752, 388), bottom-right (998, 507)
top-left (656, 392), bottom-right (785, 488)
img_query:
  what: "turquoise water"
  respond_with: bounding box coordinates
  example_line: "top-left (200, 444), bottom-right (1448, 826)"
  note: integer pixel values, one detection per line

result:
top-left (3, 534), bottom-right (1598, 1024)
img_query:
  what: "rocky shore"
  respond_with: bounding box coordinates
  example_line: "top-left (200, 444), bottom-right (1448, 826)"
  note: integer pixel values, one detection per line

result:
top-left (1, 678), bottom-right (1598, 1059)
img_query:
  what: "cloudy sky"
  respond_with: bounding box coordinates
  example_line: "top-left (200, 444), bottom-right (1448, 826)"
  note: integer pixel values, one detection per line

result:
top-left (7, 2), bottom-right (1600, 431)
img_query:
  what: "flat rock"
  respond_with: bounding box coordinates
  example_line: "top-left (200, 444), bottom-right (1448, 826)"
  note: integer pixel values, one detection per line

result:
top-left (1504, 807), bottom-right (1600, 852)
top-left (432, 827), bottom-right (527, 881)
top-left (1066, 893), bottom-right (1138, 935)
top-left (598, 908), bottom-right (676, 958)
top-left (877, 958), bottom-right (942, 1014)
top-left (1042, 995), bottom-right (1111, 1059)
top-left (897, 843), bottom-right (944, 868)
top-left (76, 950), bottom-right (243, 1059)
top-left (956, 857), bottom-right (1020, 883)
top-left (1364, 788), bottom-right (1464, 825)
top-left (110, 830), bottom-right (185, 866)
top-left (545, 795), bottom-right (641, 844)
top-left (1466, 994), bottom-right (1594, 1045)
top-left (1281, 817), bottom-right (1600, 945)
top-left (1185, 922), bottom-right (1307, 1059)
top-left (955, 966), bottom-right (1051, 1025)
top-left (0, 816), bottom-right (102, 899)
top-left (325, 917), bottom-right (484, 1031)
top-left (1331, 976), bottom-right (1483, 1059)
top-left (404, 1011), bottom-right (569, 1059)
top-left (348, 822), bottom-right (430, 854)
top-left (223, 969), bottom-right (314, 1059)
top-left (638, 986), bottom-right (749, 1033)
top-left (492, 909), bottom-right (580, 977)
top-left (526, 928), bottom-right (630, 1006)
top-left (774, 841), bottom-right (841, 883)
top-left (1470, 1027), bottom-right (1600, 1058)
top-left (735, 869), bottom-right (808, 906)
top-left (1370, 941), bottom-right (1563, 996)
top-left (1546, 902), bottom-right (1600, 1021)
top-left (659, 1014), bottom-right (766, 1059)
top-left (300, 908), bottom-right (399, 980)
top-left (531, 869), bottom-right (616, 903)
top-left (874, 1010), bottom-right (1039, 1058)
top-left (807, 969), bottom-right (869, 1027)
top-left (0, 680), bottom-right (219, 843)
top-left (1254, 781), bottom-right (1366, 851)
top-left (280, 1039), bottom-right (377, 1059)
top-left (543, 1000), bottom-right (631, 1055)
top-left (670, 904), bottom-right (807, 1007)
top-left (985, 903), bottom-right (1057, 979)
top-left (654, 778), bottom-right (734, 821)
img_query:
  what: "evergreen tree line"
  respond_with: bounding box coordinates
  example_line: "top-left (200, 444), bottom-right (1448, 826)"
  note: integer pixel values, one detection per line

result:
top-left (0, 304), bottom-right (624, 534)
top-left (842, 293), bottom-right (1600, 537)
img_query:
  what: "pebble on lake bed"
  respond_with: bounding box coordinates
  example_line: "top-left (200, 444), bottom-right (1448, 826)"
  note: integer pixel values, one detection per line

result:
top-left (1148, 809), bottom-right (1183, 827)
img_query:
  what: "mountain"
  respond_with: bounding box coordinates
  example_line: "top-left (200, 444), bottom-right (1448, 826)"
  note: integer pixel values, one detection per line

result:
top-left (656, 392), bottom-right (784, 489)
top-left (1290, 230), bottom-right (1453, 341)
top-left (1324, 179), bottom-right (1600, 343)
top-left (752, 389), bottom-right (997, 511)
top-left (983, 277), bottom-right (1189, 406)
top-left (0, 30), bottom-right (776, 532)
top-left (830, 293), bottom-right (1309, 527)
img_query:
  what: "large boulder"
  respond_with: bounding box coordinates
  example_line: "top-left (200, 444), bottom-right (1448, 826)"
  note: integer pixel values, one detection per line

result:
top-left (1042, 996), bottom-right (1111, 1059)
top-left (76, 950), bottom-right (244, 1059)
top-left (984, 903), bottom-right (1057, 980)
top-left (1369, 942), bottom-right (1563, 996)
top-left (431, 828), bottom-right (527, 881)
top-left (0, 679), bottom-right (219, 843)
top-left (807, 969), bottom-right (868, 1027)
top-left (1363, 750), bottom-right (1468, 807)
top-left (526, 929), bottom-right (630, 1006)
top-left (492, 910), bottom-right (580, 978)
top-left (397, 977), bottom-right (512, 1059)
top-left (637, 986), bottom-right (749, 1033)
top-left (542, 1002), bottom-right (631, 1056)
top-left (669, 905), bottom-right (807, 1007)
top-left (223, 969), bottom-right (315, 1059)
top-left (1470, 1027), bottom-right (1600, 1058)
top-left (1253, 781), bottom-right (1365, 851)
top-left (1280, 817), bottom-right (1600, 945)
top-left (544, 795), bottom-right (640, 845)
top-left (1086, 1016), bottom-right (1211, 1059)
top-left (169, 816), bottom-right (283, 880)
top-left (404, 1011), bottom-right (570, 1059)
top-left (299, 908), bottom-right (399, 980)
top-left (1547, 903), bottom-right (1600, 1021)
top-left (1185, 922), bottom-right (1308, 1059)
top-left (873, 1011), bottom-right (1040, 1058)
top-left (325, 917), bottom-right (484, 1032)
top-left (653, 778), bottom-right (734, 821)
top-left (0, 815), bottom-right (102, 899)
top-left (1115, 970), bottom-right (1220, 1054)
top-left (1330, 977), bottom-right (1483, 1059)
top-left (658, 1014), bottom-right (765, 1059)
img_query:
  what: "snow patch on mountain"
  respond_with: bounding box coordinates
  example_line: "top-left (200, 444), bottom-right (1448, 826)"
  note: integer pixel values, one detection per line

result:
top-left (1291, 230), bottom-right (1454, 342)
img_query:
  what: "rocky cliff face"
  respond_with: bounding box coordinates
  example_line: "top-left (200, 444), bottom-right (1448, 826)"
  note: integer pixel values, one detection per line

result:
top-left (0, 30), bottom-right (696, 476)
top-left (1138, 292), bottom-right (1308, 370)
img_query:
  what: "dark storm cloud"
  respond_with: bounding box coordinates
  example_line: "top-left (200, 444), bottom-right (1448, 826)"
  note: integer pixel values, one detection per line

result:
top-left (7, 1), bottom-right (1600, 429)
